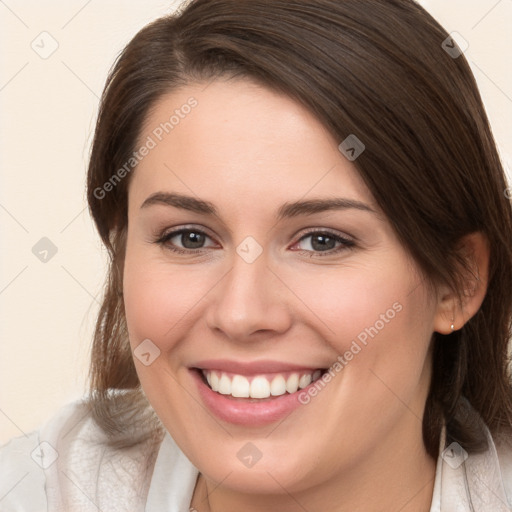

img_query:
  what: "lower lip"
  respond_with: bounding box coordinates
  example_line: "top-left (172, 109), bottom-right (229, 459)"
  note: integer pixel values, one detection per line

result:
top-left (191, 369), bottom-right (317, 426)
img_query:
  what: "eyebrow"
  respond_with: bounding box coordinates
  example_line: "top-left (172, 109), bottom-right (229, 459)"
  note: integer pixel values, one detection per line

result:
top-left (141, 192), bottom-right (217, 215)
top-left (140, 192), bottom-right (376, 219)
top-left (276, 197), bottom-right (375, 220)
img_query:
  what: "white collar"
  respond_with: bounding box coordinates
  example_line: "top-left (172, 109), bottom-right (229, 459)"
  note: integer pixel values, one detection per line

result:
top-left (146, 426), bottom-right (512, 511)
top-left (430, 425), bottom-right (511, 511)
top-left (145, 432), bottom-right (199, 510)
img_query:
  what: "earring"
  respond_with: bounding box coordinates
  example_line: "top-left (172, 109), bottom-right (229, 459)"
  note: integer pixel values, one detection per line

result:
top-left (450, 315), bottom-right (455, 332)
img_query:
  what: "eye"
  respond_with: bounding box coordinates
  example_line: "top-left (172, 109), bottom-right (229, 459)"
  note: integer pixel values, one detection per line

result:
top-left (155, 227), bottom-right (217, 253)
top-left (291, 230), bottom-right (355, 256)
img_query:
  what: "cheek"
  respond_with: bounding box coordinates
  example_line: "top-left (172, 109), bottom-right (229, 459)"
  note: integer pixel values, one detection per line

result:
top-left (287, 258), bottom-right (428, 352)
top-left (327, 273), bottom-right (434, 434)
top-left (123, 247), bottom-right (179, 349)
top-left (123, 263), bottom-right (169, 348)
top-left (288, 259), bottom-right (435, 419)
top-left (122, 245), bottom-right (220, 354)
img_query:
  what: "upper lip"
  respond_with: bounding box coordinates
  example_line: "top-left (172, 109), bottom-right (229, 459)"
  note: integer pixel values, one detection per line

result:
top-left (192, 359), bottom-right (325, 375)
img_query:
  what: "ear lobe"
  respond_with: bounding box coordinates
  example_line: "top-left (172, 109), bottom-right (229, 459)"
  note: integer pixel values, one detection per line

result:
top-left (433, 232), bottom-right (490, 334)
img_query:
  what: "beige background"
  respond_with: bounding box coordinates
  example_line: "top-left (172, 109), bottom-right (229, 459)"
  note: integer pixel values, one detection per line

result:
top-left (1, 0), bottom-right (511, 444)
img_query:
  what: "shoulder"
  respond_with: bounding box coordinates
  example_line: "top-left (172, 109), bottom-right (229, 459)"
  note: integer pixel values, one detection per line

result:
top-left (460, 426), bottom-right (512, 510)
top-left (0, 400), bottom-right (86, 511)
top-left (0, 429), bottom-right (47, 511)
top-left (494, 430), bottom-right (512, 506)
top-left (0, 398), bottom-right (162, 512)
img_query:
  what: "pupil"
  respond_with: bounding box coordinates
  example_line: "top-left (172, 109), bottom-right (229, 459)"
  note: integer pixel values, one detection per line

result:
top-left (183, 231), bottom-right (205, 249)
top-left (311, 234), bottom-right (335, 251)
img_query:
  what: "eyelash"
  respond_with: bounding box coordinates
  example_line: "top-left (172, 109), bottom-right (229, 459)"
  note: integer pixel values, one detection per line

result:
top-left (154, 226), bottom-right (355, 258)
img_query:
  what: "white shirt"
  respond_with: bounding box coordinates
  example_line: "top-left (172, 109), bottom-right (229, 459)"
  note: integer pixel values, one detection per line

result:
top-left (1, 399), bottom-right (512, 511)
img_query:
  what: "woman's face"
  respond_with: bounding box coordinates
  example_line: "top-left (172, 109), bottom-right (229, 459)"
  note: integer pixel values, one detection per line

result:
top-left (123, 79), bottom-right (441, 496)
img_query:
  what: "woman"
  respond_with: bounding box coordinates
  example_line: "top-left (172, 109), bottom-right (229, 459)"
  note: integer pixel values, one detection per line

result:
top-left (2, 0), bottom-right (512, 510)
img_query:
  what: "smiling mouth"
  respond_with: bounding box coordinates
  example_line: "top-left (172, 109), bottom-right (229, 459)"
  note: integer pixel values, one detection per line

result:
top-left (195, 368), bottom-right (327, 401)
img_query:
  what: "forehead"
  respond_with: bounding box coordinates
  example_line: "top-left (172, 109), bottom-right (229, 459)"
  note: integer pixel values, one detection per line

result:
top-left (129, 79), bottom-right (375, 214)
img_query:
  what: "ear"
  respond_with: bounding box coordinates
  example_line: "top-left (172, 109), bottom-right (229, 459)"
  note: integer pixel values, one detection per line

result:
top-left (433, 232), bottom-right (490, 334)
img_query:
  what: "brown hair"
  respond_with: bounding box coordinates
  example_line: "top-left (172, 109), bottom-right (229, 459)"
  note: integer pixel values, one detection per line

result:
top-left (87, 0), bottom-right (512, 456)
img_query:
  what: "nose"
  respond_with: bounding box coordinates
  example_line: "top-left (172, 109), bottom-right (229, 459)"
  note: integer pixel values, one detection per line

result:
top-left (205, 248), bottom-right (293, 342)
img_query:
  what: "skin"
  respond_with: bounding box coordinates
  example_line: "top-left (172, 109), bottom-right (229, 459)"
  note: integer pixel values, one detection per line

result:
top-left (122, 78), bottom-right (489, 512)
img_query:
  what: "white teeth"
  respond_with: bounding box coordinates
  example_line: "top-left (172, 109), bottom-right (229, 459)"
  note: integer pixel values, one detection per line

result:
top-left (285, 373), bottom-right (300, 394)
top-left (270, 375), bottom-right (287, 396)
top-left (218, 373), bottom-right (232, 395)
top-left (231, 375), bottom-right (250, 397)
top-left (210, 371), bottom-right (219, 392)
top-left (299, 373), bottom-right (312, 389)
top-left (250, 376), bottom-right (271, 399)
top-left (202, 369), bottom-right (323, 399)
